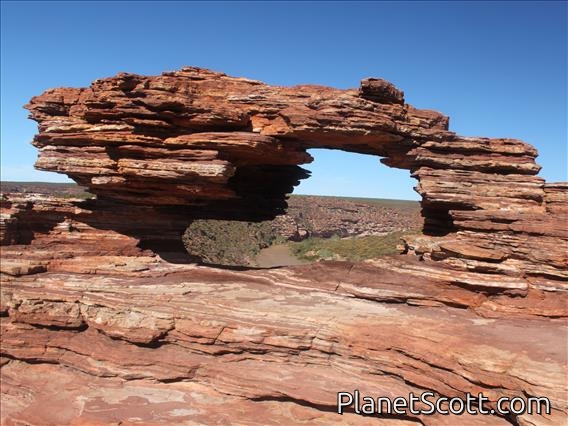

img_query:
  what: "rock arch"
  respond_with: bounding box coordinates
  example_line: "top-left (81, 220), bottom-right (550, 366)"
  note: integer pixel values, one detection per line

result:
top-left (2, 66), bottom-right (566, 426)
top-left (25, 67), bottom-right (566, 288)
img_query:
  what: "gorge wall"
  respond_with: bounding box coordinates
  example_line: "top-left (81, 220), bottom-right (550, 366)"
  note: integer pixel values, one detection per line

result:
top-left (1, 67), bottom-right (566, 425)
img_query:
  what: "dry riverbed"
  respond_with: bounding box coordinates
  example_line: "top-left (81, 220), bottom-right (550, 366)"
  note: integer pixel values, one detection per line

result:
top-left (254, 244), bottom-right (307, 268)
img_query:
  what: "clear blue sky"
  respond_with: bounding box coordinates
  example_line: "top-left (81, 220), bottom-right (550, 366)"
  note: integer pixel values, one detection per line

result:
top-left (1, 1), bottom-right (566, 200)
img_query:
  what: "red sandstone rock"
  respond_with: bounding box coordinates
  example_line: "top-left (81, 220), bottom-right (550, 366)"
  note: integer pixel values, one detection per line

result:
top-left (359, 77), bottom-right (406, 105)
top-left (1, 253), bottom-right (567, 424)
top-left (22, 66), bottom-right (566, 284)
top-left (1, 67), bottom-right (566, 424)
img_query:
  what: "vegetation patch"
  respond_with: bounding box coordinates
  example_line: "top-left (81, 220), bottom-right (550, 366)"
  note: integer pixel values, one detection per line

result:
top-left (289, 231), bottom-right (420, 262)
top-left (183, 219), bottom-right (277, 266)
top-left (181, 196), bottom-right (422, 266)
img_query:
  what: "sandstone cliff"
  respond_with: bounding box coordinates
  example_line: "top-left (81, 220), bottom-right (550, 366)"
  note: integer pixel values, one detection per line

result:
top-left (1, 67), bottom-right (566, 425)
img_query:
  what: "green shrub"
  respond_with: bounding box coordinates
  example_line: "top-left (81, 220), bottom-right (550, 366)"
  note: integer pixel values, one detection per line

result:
top-left (183, 219), bottom-right (277, 266)
top-left (290, 230), bottom-right (420, 262)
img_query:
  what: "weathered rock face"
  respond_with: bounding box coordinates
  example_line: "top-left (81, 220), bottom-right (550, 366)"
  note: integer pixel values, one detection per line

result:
top-left (1, 68), bottom-right (567, 425)
top-left (26, 68), bottom-right (450, 218)
top-left (1, 229), bottom-right (567, 424)
top-left (23, 66), bottom-right (566, 286)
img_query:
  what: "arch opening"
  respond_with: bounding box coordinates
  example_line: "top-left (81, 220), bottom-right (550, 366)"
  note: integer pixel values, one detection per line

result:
top-left (295, 148), bottom-right (419, 201)
top-left (182, 148), bottom-right (425, 268)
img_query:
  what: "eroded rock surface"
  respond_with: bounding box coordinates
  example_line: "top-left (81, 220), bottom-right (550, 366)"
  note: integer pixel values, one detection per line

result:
top-left (1, 68), bottom-right (567, 424)
top-left (1, 230), bottom-right (567, 425)
top-left (22, 66), bottom-right (567, 286)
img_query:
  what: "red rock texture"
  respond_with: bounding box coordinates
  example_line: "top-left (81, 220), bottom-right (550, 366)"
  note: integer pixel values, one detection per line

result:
top-left (22, 66), bottom-right (566, 286)
top-left (1, 67), bottom-right (566, 424)
top-left (1, 231), bottom-right (567, 424)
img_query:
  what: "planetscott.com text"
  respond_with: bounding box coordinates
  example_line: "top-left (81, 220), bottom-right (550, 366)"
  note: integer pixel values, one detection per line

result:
top-left (337, 390), bottom-right (551, 416)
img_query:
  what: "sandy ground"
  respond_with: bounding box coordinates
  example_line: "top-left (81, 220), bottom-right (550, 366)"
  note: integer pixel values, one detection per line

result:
top-left (254, 244), bottom-right (307, 268)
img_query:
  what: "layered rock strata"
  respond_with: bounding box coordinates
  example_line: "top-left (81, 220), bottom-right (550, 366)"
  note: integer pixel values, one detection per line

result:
top-left (1, 67), bottom-right (566, 424)
top-left (23, 66), bottom-right (566, 287)
top-left (1, 217), bottom-right (567, 424)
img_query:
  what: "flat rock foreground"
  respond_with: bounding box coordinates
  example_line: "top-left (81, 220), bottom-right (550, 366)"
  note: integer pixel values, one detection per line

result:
top-left (1, 67), bottom-right (567, 425)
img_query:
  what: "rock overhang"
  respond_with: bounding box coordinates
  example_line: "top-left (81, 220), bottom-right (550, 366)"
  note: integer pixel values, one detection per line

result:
top-left (21, 66), bottom-right (567, 285)
top-left (25, 67), bottom-right (452, 213)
